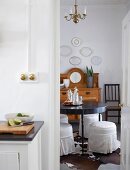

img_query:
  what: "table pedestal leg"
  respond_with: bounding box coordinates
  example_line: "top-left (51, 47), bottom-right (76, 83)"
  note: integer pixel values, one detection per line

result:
top-left (99, 113), bottom-right (101, 121)
top-left (81, 111), bottom-right (84, 154)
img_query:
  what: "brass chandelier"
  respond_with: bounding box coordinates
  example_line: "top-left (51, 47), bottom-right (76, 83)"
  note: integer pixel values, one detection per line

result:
top-left (64, 0), bottom-right (87, 24)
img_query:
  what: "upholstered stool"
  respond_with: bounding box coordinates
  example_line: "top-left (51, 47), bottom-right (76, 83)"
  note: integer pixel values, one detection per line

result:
top-left (79, 114), bottom-right (102, 138)
top-left (88, 121), bottom-right (120, 154)
top-left (60, 123), bottom-right (75, 156)
top-left (60, 114), bottom-right (68, 123)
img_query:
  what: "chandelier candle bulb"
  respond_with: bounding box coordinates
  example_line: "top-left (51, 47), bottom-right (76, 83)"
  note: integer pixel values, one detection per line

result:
top-left (84, 8), bottom-right (87, 15)
top-left (70, 9), bottom-right (73, 14)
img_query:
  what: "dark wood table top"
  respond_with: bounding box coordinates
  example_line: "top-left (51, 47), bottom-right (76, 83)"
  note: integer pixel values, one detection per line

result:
top-left (0, 121), bottom-right (44, 141)
top-left (60, 101), bottom-right (107, 115)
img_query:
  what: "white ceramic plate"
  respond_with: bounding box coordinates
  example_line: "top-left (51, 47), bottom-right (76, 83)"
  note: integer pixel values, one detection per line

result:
top-left (71, 37), bottom-right (81, 47)
top-left (60, 45), bottom-right (72, 57)
top-left (5, 113), bottom-right (34, 122)
top-left (80, 47), bottom-right (92, 57)
top-left (69, 56), bottom-right (81, 66)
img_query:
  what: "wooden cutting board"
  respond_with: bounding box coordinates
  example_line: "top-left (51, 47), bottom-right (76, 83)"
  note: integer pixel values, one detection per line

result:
top-left (0, 123), bottom-right (34, 135)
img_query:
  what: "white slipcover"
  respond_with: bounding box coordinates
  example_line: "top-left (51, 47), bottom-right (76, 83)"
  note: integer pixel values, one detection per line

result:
top-left (79, 113), bottom-right (102, 138)
top-left (60, 123), bottom-right (75, 156)
top-left (60, 114), bottom-right (68, 123)
top-left (88, 121), bottom-right (120, 154)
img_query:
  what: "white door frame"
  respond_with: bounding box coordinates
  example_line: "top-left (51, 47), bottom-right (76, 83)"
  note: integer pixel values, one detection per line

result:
top-left (49, 0), bottom-right (60, 170)
top-left (121, 10), bottom-right (130, 170)
top-left (122, 10), bottom-right (130, 107)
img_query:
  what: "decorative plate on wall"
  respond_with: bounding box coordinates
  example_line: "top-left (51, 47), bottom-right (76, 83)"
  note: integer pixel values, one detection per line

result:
top-left (69, 56), bottom-right (81, 66)
top-left (71, 37), bottom-right (81, 47)
top-left (80, 47), bottom-right (92, 57)
top-left (60, 45), bottom-right (72, 57)
top-left (91, 56), bottom-right (102, 65)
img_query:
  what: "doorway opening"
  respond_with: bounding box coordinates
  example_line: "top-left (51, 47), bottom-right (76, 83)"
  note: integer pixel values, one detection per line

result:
top-left (59, 0), bottom-right (129, 170)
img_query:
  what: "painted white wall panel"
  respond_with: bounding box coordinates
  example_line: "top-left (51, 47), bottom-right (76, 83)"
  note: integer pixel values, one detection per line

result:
top-left (126, 1), bottom-right (130, 12)
top-left (0, 0), bottom-right (57, 170)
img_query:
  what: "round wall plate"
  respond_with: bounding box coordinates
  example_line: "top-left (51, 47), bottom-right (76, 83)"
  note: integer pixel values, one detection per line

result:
top-left (69, 56), bottom-right (81, 66)
top-left (60, 45), bottom-right (72, 57)
top-left (71, 37), bottom-right (81, 47)
top-left (80, 47), bottom-right (92, 57)
top-left (91, 56), bottom-right (102, 65)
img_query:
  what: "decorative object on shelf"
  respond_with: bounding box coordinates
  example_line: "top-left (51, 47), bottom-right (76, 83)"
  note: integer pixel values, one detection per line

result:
top-left (60, 45), bottom-right (72, 57)
top-left (91, 56), bottom-right (102, 65)
top-left (71, 87), bottom-right (79, 105)
top-left (63, 79), bottom-right (70, 88)
top-left (71, 37), bottom-right (81, 47)
top-left (69, 56), bottom-right (81, 66)
top-left (86, 66), bottom-right (93, 88)
top-left (80, 47), bottom-right (92, 57)
top-left (67, 89), bottom-right (73, 102)
top-left (63, 87), bottom-right (83, 106)
top-left (78, 96), bottom-right (83, 105)
top-left (60, 83), bottom-right (65, 89)
top-left (64, 0), bottom-right (87, 24)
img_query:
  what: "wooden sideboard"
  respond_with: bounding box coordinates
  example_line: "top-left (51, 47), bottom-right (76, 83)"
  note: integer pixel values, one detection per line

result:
top-left (60, 68), bottom-right (101, 120)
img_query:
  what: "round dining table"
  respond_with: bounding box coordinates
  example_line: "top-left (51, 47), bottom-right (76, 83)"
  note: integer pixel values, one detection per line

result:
top-left (60, 101), bottom-right (107, 154)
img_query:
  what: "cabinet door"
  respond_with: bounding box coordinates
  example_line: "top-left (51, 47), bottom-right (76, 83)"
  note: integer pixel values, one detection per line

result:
top-left (0, 152), bottom-right (19, 170)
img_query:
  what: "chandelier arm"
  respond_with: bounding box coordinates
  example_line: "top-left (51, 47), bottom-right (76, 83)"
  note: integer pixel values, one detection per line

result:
top-left (79, 14), bottom-right (86, 20)
top-left (64, 14), bottom-right (73, 21)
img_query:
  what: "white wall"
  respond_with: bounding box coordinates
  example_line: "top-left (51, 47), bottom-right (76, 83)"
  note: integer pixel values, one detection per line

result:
top-left (60, 4), bottom-right (126, 100)
top-left (128, 1), bottom-right (130, 11)
top-left (0, 0), bottom-right (59, 170)
top-left (126, 1), bottom-right (130, 12)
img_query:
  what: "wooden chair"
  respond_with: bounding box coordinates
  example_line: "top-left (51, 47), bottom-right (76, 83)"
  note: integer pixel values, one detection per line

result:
top-left (104, 84), bottom-right (121, 124)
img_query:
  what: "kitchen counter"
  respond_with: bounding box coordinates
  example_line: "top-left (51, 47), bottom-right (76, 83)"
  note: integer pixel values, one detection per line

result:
top-left (0, 121), bottom-right (44, 141)
top-left (0, 121), bottom-right (44, 170)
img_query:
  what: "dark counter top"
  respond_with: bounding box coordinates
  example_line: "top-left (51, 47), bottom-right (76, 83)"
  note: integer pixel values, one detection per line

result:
top-left (0, 121), bottom-right (44, 141)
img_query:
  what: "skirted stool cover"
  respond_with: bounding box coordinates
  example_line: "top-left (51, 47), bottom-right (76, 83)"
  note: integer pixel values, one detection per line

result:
top-left (88, 121), bottom-right (120, 154)
top-left (60, 114), bottom-right (68, 123)
top-left (79, 113), bottom-right (102, 138)
top-left (60, 123), bottom-right (75, 156)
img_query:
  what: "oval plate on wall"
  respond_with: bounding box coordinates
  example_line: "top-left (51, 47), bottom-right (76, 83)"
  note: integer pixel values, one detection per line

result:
top-left (80, 47), bottom-right (92, 57)
top-left (60, 45), bottom-right (72, 57)
top-left (69, 56), bottom-right (81, 66)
